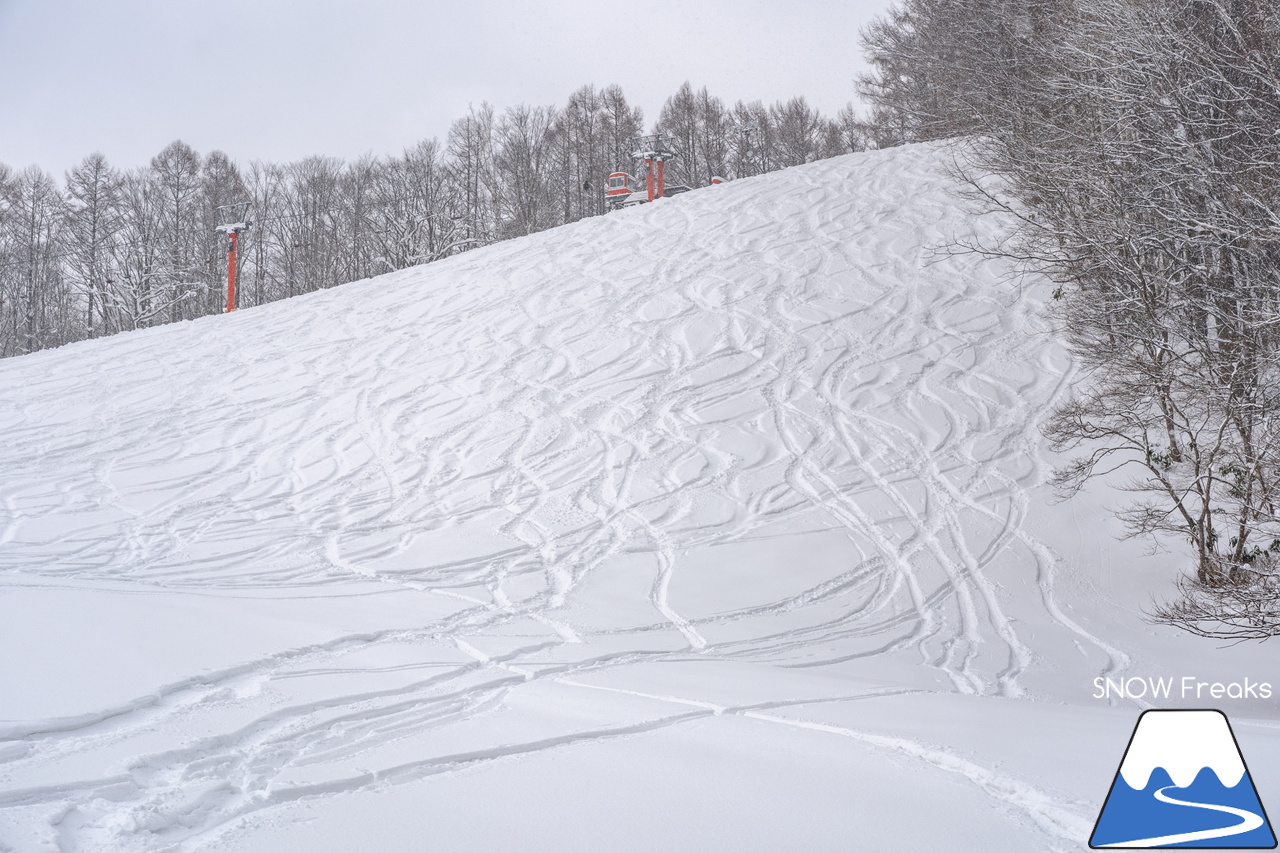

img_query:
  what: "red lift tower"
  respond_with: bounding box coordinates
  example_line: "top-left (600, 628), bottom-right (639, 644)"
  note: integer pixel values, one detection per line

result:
top-left (214, 203), bottom-right (251, 313)
top-left (634, 134), bottom-right (676, 202)
top-left (605, 135), bottom-right (687, 210)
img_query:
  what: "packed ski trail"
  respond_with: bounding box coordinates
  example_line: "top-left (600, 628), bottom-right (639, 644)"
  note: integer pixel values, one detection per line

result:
top-left (3, 142), bottom-right (1277, 852)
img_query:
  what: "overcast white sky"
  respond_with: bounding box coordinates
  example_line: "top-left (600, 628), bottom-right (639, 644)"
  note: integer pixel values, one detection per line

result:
top-left (0, 0), bottom-right (892, 176)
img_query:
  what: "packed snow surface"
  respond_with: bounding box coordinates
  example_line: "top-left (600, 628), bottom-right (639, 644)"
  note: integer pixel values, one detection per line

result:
top-left (2, 142), bottom-right (1279, 852)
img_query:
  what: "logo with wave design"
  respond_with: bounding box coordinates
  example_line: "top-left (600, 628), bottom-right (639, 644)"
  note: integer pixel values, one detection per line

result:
top-left (1091, 709), bottom-right (1276, 848)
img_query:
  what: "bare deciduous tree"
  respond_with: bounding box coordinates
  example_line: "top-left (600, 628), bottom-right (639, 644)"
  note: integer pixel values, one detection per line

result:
top-left (862, 0), bottom-right (1280, 636)
top-left (63, 153), bottom-right (123, 337)
top-left (0, 82), bottom-right (865, 358)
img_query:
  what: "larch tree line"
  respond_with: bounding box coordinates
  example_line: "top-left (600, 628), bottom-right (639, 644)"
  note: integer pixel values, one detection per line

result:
top-left (859, 0), bottom-right (1280, 638)
top-left (0, 82), bottom-right (864, 359)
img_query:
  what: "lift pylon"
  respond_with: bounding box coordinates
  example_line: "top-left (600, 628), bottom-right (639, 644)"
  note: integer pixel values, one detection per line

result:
top-left (214, 203), bottom-right (252, 313)
top-left (630, 135), bottom-right (678, 203)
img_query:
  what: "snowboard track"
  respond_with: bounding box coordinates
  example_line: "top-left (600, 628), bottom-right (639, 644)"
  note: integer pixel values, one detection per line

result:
top-left (0, 143), bottom-right (1120, 851)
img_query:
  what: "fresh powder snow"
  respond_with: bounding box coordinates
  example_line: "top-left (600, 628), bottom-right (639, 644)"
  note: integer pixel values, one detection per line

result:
top-left (2, 141), bottom-right (1278, 852)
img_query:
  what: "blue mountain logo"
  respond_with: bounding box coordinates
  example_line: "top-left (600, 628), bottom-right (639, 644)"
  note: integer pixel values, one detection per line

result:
top-left (1091, 709), bottom-right (1276, 848)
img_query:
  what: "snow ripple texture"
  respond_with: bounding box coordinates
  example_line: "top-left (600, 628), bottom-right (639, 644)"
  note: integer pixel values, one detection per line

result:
top-left (0, 143), bottom-right (1125, 851)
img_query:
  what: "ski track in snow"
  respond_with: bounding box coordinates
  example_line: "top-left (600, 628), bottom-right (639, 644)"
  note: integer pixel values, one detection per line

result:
top-left (0, 144), bottom-right (1117, 850)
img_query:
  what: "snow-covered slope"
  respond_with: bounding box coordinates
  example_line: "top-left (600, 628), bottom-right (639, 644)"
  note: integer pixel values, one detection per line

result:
top-left (2, 142), bottom-right (1278, 852)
